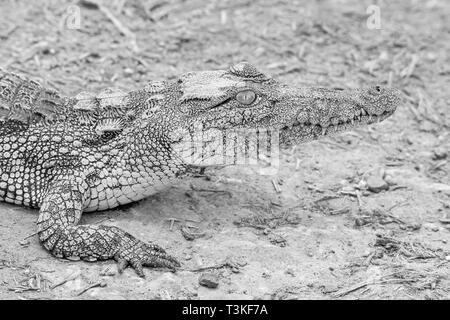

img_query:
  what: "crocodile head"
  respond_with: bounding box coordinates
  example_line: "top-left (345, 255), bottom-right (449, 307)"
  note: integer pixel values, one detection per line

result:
top-left (166, 62), bottom-right (401, 166)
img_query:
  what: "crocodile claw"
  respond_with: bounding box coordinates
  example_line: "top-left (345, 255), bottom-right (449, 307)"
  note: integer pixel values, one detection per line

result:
top-left (115, 239), bottom-right (181, 277)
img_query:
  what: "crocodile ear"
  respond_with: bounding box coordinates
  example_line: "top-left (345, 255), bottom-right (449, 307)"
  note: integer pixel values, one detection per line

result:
top-left (229, 61), bottom-right (265, 79)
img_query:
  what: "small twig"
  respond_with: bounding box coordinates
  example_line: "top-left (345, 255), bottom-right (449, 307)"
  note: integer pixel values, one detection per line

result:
top-left (185, 224), bottom-right (199, 230)
top-left (333, 275), bottom-right (414, 298)
top-left (0, 24), bottom-right (18, 40)
top-left (340, 190), bottom-right (358, 197)
top-left (363, 251), bottom-right (376, 266)
top-left (333, 280), bottom-right (371, 298)
top-left (81, 0), bottom-right (139, 52)
top-left (22, 231), bottom-right (39, 241)
top-left (400, 54), bottom-right (419, 78)
top-left (428, 160), bottom-right (447, 172)
top-left (387, 199), bottom-right (410, 212)
top-left (184, 263), bottom-right (228, 273)
top-left (390, 185), bottom-right (408, 191)
top-left (165, 218), bottom-right (180, 231)
top-left (50, 271), bottom-right (80, 290)
top-left (271, 179), bottom-right (281, 193)
top-left (355, 190), bottom-right (363, 207)
top-left (76, 280), bottom-right (107, 296)
top-left (190, 184), bottom-right (232, 197)
top-left (382, 199), bottom-right (410, 225)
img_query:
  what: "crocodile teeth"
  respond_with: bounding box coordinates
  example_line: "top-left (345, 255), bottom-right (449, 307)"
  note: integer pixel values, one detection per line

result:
top-left (321, 127), bottom-right (327, 135)
top-left (361, 109), bottom-right (367, 116)
top-left (351, 119), bottom-right (355, 125)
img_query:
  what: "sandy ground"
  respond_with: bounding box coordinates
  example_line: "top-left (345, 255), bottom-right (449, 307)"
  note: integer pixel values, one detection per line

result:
top-left (0, 0), bottom-right (449, 300)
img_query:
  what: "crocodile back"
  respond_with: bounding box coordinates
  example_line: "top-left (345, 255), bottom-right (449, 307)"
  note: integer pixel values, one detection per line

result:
top-left (0, 69), bottom-right (151, 137)
top-left (0, 69), bottom-right (66, 132)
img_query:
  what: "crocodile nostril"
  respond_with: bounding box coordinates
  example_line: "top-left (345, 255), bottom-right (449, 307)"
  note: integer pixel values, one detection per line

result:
top-left (375, 85), bottom-right (381, 92)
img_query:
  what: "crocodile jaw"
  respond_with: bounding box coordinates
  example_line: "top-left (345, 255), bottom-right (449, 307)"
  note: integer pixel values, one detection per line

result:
top-left (276, 86), bottom-right (401, 147)
top-left (279, 106), bottom-right (396, 147)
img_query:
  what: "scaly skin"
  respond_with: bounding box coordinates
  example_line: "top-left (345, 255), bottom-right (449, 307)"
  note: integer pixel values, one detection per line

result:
top-left (0, 62), bottom-right (401, 276)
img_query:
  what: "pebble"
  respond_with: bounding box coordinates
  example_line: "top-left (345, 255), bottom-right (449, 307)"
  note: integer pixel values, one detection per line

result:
top-left (231, 267), bottom-right (240, 273)
top-left (423, 223), bottom-right (439, 232)
top-left (19, 239), bottom-right (30, 247)
top-left (355, 217), bottom-right (370, 227)
top-left (366, 175), bottom-right (389, 193)
top-left (383, 174), bottom-right (397, 186)
top-left (181, 226), bottom-right (205, 241)
top-left (268, 233), bottom-right (287, 247)
top-left (199, 273), bottom-right (219, 289)
top-left (123, 68), bottom-right (134, 76)
top-left (285, 268), bottom-right (295, 277)
top-left (341, 185), bottom-right (356, 193)
top-left (432, 147), bottom-right (447, 160)
top-left (184, 254), bottom-right (192, 260)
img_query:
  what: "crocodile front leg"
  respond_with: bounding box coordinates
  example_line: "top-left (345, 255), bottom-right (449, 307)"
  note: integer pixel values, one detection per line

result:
top-left (36, 172), bottom-right (180, 277)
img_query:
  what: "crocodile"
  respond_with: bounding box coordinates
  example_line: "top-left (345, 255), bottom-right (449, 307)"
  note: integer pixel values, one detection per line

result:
top-left (0, 62), bottom-right (400, 277)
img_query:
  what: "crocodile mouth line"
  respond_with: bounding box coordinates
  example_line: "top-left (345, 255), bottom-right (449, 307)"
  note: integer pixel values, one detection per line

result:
top-left (281, 109), bottom-right (395, 137)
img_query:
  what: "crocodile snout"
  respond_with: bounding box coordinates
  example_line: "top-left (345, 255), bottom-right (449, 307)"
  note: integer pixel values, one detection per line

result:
top-left (358, 86), bottom-right (401, 117)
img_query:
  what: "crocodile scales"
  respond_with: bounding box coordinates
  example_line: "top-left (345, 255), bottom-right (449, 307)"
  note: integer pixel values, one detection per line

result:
top-left (0, 62), bottom-right (400, 276)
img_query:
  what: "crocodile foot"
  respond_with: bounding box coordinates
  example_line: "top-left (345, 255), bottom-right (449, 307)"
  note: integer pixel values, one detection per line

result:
top-left (114, 233), bottom-right (181, 277)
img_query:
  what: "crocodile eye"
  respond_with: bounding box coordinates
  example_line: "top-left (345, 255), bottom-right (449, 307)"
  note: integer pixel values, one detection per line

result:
top-left (236, 90), bottom-right (256, 105)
